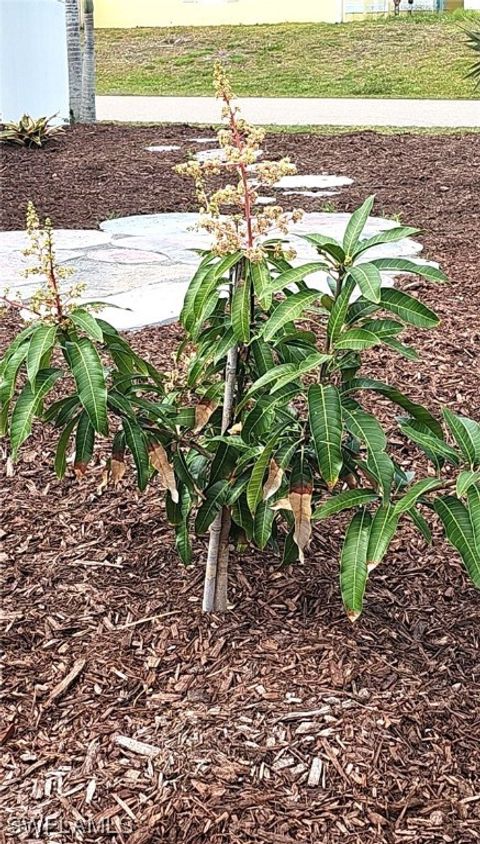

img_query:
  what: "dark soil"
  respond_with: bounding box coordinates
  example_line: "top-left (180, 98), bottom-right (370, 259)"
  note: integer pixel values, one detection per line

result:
top-left (1, 125), bottom-right (480, 844)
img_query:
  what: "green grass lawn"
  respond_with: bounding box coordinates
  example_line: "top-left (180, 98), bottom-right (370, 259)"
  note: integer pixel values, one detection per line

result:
top-left (95, 11), bottom-right (480, 99)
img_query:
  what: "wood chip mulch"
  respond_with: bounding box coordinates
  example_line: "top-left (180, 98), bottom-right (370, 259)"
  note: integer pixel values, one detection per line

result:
top-left (1, 126), bottom-right (480, 843)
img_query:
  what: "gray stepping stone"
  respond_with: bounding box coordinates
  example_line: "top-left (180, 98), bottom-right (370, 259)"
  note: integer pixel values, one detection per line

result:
top-left (145, 145), bottom-right (181, 152)
top-left (275, 175), bottom-right (353, 190)
top-left (0, 229), bottom-right (111, 252)
top-left (94, 281), bottom-right (190, 331)
top-left (4, 211), bottom-right (430, 332)
top-left (283, 190), bottom-right (337, 197)
top-left (87, 247), bottom-right (171, 265)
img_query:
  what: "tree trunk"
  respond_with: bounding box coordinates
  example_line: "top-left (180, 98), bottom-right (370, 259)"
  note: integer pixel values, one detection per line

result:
top-left (65, 0), bottom-right (83, 123)
top-left (80, 0), bottom-right (96, 123)
top-left (202, 263), bottom-right (242, 613)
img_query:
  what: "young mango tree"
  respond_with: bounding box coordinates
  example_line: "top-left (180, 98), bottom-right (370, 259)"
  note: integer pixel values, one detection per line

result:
top-left (1, 68), bottom-right (480, 621)
top-left (0, 204), bottom-right (193, 492)
top-left (167, 65), bottom-right (480, 617)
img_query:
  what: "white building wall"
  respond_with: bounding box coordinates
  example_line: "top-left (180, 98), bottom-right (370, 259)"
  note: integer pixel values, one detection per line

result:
top-left (0, 0), bottom-right (69, 124)
top-left (465, 0), bottom-right (480, 9)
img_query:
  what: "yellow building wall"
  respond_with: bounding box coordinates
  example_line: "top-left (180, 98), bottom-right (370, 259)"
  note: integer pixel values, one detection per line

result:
top-left (94, 0), bottom-right (343, 29)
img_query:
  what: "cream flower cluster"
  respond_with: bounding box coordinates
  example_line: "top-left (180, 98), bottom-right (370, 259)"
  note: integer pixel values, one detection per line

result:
top-left (176, 63), bottom-right (302, 259)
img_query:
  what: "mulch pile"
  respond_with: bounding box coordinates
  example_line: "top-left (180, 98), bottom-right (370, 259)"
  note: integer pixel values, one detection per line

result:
top-left (1, 126), bottom-right (480, 844)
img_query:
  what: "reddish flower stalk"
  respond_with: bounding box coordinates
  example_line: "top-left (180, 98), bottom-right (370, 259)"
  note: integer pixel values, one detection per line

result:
top-left (46, 231), bottom-right (64, 320)
top-left (223, 94), bottom-right (254, 249)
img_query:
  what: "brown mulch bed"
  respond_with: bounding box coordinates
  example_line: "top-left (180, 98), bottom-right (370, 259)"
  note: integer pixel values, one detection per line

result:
top-left (1, 126), bottom-right (480, 844)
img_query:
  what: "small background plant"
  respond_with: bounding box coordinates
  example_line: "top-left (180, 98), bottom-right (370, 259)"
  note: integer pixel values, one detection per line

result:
top-left (0, 114), bottom-right (64, 148)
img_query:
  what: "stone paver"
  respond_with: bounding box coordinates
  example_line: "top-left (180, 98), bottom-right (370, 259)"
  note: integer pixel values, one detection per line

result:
top-left (145, 144), bottom-right (181, 153)
top-left (274, 175), bottom-right (353, 190)
top-left (0, 211), bottom-right (430, 331)
top-left (96, 95), bottom-right (480, 128)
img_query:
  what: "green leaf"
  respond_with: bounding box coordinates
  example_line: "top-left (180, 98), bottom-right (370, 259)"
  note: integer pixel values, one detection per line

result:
top-left (44, 394), bottom-right (80, 426)
top-left (343, 195), bottom-right (375, 258)
top-left (0, 324), bottom-right (35, 378)
top-left (443, 409), bottom-right (480, 467)
top-left (343, 407), bottom-right (387, 452)
top-left (66, 337), bottom-right (108, 435)
top-left (360, 319), bottom-right (403, 338)
top-left (366, 450), bottom-right (395, 502)
top-left (181, 256), bottom-right (218, 325)
top-left (26, 325), bottom-right (57, 388)
top-left (174, 487), bottom-right (193, 565)
top-left (247, 439), bottom-right (276, 515)
top-left (122, 416), bottom-right (150, 491)
top-left (335, 328), bottom-right (383, 351)
top-left (269, 262), bottom-right (328, 294)
top-left (342, 378), bottom-right (443, 439)
top-left (262, 290), bottom-right (319, 343)
top-left (366, 504), bottom-right (399, 569)
top-left (232, 494), bottom-right (254, 540)
top-left (370, 257), bottom-right (447, 283)
top-left (241, 362), bottom-right (298, 405)
top-left (312, 488), bottom-right (378, 522)
top-left (353, 226), bottom-right (419, 258)
top-left (308, 384), bottom-right (343, 490)
top-left (345, 298), bottom-right (378, 325)
top-left (456, 470), bottom-right (480, 498)
top-left (250, 339), bottom-right (274, 376)
top-left (195, 480), bottom-right (230, 534)
top-left (379, 289), bottom-right (439, 329)
top-left (467, 485), bottom-right (480, 554)
top-left (434, 495), bottom-right (480, 588)
top-left (188, 253), bottom-right (240, 334)
top-left (209, 441), bottom-right (238, 485)
top-left (253, 501), bottom-right (275, 550)
top-left (282, 527), bottom-right (299, 564)
top-left (393, 477), bottom-right (443, 515)
top-left (69, 308), bottom-right (104, 342)
top-left (383, 337), bottom-right (419, 361)
top-left (175, 519), bottom-right (192, 566)
top-left (347, 262), bottom-right (382, 304)
top-left (247, 260), bottom-right (271, 311)
top-left (74, 410), bottom-right (95, 472)
top-left (231, 276), bottom-right (251, 343)
top-left (0, 339), bottom-right (30, 405)
top-left (270, 352), bottom-right (331, 394)
top-left (327, 277), bottom-right (356, 344)
top-left (300, 233), bottom-right (345, 264)
top-left (407, 506), bottom-right (432, 543)
top-left (54, 416), bottom-right (78, 479)
top-left (340, 509), bottom-right (372, 621)
top-left (399, 421), bottom-right (459, 465)
top-left (10, 368), bottom-right (62, 458)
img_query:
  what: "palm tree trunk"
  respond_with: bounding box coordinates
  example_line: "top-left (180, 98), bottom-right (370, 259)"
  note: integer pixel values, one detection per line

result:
top-left (80, 0), bottom-right (96, 123)
top-left (65, 0), bottom-right (83, 123)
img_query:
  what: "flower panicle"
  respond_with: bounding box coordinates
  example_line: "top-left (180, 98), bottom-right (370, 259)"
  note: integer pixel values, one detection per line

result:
top-left (175, 62), bottom-right (302, 257)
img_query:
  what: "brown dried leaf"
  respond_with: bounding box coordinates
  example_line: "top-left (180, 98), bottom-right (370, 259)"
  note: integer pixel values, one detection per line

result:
top-left (269, 497), bottom-right (293, 512)
top-left (97, 467), bottom-right (110, 494)
top-left (149, 443), bottom-right (179, 503)
top-left (111, 457), bottom-right (126, 485)
top-left (228, 422), bottom-right (243, 435)
top-left (289, 485), bottom-right (312, 564)
top-left (263, 459), bottom-right (284, 501)
top-left (193, 399), bottom-right (217, 433)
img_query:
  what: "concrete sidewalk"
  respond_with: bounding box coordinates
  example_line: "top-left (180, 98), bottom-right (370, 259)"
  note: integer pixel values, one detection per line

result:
top-left (96, 95), bottom-right (480, 128)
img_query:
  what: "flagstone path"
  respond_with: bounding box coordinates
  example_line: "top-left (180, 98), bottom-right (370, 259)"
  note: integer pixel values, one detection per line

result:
top-left (0, 210), bottom-right (428, 331)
